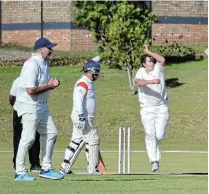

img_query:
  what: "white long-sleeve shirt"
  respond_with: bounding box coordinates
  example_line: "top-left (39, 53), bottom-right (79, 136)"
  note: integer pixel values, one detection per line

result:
top-left (71, 75), bottom-right (96, 122)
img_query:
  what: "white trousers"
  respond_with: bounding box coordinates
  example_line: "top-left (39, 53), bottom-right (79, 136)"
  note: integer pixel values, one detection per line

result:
top-left (140, 104), bottom-right (169, 163)
top-left (16, 111), bottom-right (57, 173)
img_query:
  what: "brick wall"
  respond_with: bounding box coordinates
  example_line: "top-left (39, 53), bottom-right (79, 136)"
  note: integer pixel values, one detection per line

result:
top-left (2, 1), bottom-right (41, 47)
top-left (42, 1), bottom-right (96, 51)
top-left (152, 1), bottom-right (208, 17)
top-left (2, 1), bottom-right (41, 23)
top-left (70, 30), bottom-right (96, 51)
top-left (152, 24), bottom-right (207, 45)
top-left (152, 1), bottom-right (208, 45)
top-left (1, 1), bottom-right (207, 51)
top-left (1, 1), bottom-right (96, 51)
top-left (42, 1), bottom-right (71, 50)
top-left (43, 30), bottom-right (70, 51)
top-left (43, 1), bottom-right (72, 22)
top-left (2, 30), bottom-right (40, 48)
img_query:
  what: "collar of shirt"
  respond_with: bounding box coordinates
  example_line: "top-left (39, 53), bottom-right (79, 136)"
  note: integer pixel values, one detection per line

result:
top-left (31, 53), bottom-right (45, 63)
top-left (143, 65), bottom-right (156, 76)
top-left (82, 75), bottom-right (92, 83)
top-left (143, 68), bottom-right (153, 76)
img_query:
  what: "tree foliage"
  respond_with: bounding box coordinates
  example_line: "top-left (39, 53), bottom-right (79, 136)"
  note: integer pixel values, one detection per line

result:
top-left (73, 0), bottom-right (157, 69)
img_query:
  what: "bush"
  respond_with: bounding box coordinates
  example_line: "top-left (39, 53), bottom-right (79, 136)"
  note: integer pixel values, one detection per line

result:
top-left (0, 60), bottom-right (24, 67)
top-left (49, 57), bottom-right (87, 67)
top-left (0, 57), bottom-right (88, 67)
top-left (156, 43), bottom-right (196, 63)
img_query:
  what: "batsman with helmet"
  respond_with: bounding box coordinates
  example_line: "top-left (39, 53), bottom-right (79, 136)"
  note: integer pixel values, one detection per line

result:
top-left (60, 60), bottom-right (105, 175)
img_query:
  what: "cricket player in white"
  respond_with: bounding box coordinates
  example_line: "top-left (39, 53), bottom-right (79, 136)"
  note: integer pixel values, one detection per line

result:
top-left (14, 38), bottom-right (64, 181)
top-left (60, 60), bottom-right (102, 175)
top-left (9, 77), bottom-right (41, 172)
top-left (135, 45), bottom-right (169, 172)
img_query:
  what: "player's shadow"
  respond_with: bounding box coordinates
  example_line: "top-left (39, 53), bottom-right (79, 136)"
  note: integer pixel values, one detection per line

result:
top-left (165, 78), bottom-right (185, 88)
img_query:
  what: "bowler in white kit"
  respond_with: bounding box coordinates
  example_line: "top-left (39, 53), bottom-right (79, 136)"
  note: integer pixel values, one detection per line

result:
top-left (135, 45), bottom-right (169, 172)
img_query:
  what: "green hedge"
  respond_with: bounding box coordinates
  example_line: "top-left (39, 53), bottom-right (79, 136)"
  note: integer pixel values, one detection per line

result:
top-left (0, 43), bottom-right (207, 67)
top-left (0, 57), bottom-right (88, 67)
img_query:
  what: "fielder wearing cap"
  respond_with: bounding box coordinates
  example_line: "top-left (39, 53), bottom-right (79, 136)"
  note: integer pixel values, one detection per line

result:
top-left (14, 38), bottom-right (63, 181)
top-left (134, 45), bottom-right (169, 173)
top-left (60, 60), bottom-right (104, 175)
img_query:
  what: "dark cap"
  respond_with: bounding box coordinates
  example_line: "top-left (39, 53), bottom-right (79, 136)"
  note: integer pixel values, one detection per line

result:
top-left (34, 38), bottom-right (57, 50)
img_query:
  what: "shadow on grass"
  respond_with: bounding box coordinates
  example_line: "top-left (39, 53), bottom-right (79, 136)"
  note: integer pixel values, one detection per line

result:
top-left (70, 178), bottom-right (155, 181)
top-left (165, 78), bottom-right (185, 88)
top-left (113, 172), bottom-right (208, 176)
top-left (165, 55), bottom-right (205, 65)
top-left (171, 172), bottom-right (208, 176)
top-left (69, 173), bottom-right (208, 182)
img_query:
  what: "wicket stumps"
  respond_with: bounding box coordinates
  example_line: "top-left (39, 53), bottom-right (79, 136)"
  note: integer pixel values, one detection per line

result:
top-left (118, 127), bottom-right (131, 174)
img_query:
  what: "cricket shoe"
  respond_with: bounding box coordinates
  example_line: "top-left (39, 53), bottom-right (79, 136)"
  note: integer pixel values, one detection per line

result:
top-left (151, 161), bottom-right (160, 172)
top-left (30, 165), bottom-right (41, 172)
top-left (60, 166), bottom-right (74, 175)
top-left (15, 173), bottom-right (36, 181)
top-left (88, 168), bottom-right (103, 175)
top-left (39, 168), bottom-right (64, 180)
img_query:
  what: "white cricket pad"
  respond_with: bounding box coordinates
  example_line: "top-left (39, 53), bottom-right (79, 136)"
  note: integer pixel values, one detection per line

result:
top-left (62, 140), bottom-right (85, 173)
top-left (88, 129), bottom-right (100, 174)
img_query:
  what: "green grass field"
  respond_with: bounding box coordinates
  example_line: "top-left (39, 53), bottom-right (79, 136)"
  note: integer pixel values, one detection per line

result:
top-left (0, 59), bottom-right (207, 193)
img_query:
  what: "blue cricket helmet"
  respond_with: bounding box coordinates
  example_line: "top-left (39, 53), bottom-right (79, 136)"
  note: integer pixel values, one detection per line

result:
top-left (83, 60), bottom-right (101, 73)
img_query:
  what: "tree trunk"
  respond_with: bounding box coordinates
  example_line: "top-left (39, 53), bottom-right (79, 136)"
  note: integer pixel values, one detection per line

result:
top-left (126, 65), bottom-right (138, 95)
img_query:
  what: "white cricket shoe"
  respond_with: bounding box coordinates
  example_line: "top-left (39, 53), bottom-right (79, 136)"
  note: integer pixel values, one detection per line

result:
top-left (152, 161), bottom-right (160, 172)
top-left (88, 168), bottom-right (103, 175)
top-left (60, 163), bottom-right (73, 175)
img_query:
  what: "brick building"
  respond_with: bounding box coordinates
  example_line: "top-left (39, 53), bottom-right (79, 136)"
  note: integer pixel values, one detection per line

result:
top-left (151, 1), bottom-right (208, 45)
top-left (0, 1), bottom-right (208, 51)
